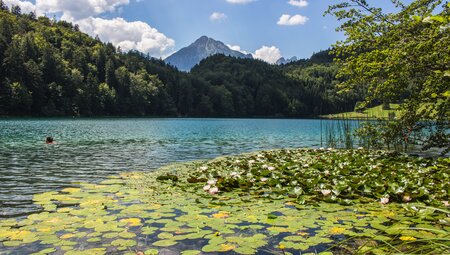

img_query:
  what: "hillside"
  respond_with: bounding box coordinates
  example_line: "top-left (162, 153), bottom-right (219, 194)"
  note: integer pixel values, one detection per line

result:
top-left (0, 8), bottom-right (359, 117)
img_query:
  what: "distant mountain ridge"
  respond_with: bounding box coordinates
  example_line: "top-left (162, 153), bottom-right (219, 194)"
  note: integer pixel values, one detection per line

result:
top-left (164, 36), bottom-right (252, 71)
top-left (276, 56), bottom-right (298, 65)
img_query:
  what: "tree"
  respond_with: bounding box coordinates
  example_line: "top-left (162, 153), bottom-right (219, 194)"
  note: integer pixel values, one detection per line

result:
top-left (129, 70), bottom-right (161, 115)
top-left (0, 6), bottom-right (360, 118)
top-left (10, 5), bottom-right (21, 16)
top-left (327, 0), bottom-right (450, 153)
top-left (0, 1), bottom-right (8, 11)
top-left (98, 83), bottom-right (117, 114)
top-left (9, 81), bottom-right (32, 114)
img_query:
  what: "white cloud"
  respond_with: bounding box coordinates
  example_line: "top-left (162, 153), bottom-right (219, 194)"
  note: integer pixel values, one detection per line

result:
top-left (35, 0), bottom-right (129, 20)
top-left (78, 17), bottom-right (175, 58)
top-left (227, 44), bottom-right (249, 54)
top-left (3, 0), bottom-right (36, 13)
top-left (226, 0), bottom-right (255, 4)
top-left (252, 46), bottom-right (282, 64)
top-left (226, 44), bottom-right (283, 64)
top-left (288, 0), bottom-right (308, 8)
top-left (210, 12), bottom-right (227, 22)
top-left (277, 14), bottom-right (309, 26)
top-left (3, 0), bottom-right (175, 58)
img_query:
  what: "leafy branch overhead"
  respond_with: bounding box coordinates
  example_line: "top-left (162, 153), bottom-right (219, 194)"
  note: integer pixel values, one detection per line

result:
top-left (326, 0), bottom-right (450, 152)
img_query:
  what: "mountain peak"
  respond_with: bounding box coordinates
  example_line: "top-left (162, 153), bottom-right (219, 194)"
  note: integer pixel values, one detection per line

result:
top-left (165, 36), bottom-right (252, 71)
top-left (195, 36), bottom-right (211, 44)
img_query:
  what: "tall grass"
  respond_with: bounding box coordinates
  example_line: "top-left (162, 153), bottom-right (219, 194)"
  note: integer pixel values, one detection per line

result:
top-left (322, 115), bottom-right (357, 149)
top-left (321, 114), bottom-right (425, 154)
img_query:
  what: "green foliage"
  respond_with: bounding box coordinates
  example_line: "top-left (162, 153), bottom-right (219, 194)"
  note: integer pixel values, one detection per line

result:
top-left (285, 61), bottom-right (363, 115)
top-left (9, 81), bottom-right (32, 114)
top-left (0, 9), bottom-right (358, 117)
top-left (326, 0), bottom-right (450, 153)
top-left (192, 149), bottom-right (450, 205)
top-left (0, 9), bottom-right (175, 116)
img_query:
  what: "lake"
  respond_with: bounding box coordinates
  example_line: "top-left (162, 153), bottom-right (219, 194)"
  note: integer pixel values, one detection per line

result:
top-left (0, 118), bottom-right (359, 218)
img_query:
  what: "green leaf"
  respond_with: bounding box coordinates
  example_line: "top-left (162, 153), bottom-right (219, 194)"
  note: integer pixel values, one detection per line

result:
top-left (152, 239), bottom-right (177, 247)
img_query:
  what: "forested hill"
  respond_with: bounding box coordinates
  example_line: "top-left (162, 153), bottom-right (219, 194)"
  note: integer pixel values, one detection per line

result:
top-left (0, 6), bottom-right (362, 117)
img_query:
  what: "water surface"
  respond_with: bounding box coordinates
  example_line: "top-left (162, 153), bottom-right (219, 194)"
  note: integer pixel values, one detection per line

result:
top-left (0, 118), bottom-right (357, 217)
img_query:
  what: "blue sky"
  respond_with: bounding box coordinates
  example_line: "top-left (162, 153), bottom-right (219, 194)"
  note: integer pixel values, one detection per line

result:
top-left (114, 0), bottom-right (343, 60)
top-left (5, 0), bottom-right (405, 62)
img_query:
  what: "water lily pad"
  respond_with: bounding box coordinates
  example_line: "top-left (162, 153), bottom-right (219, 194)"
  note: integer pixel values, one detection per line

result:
top-left (87, 237), bottom-right (102, 242)
top-left (234, 246), bottom-right (256, 255)
top-left (30, 248), bottom-right (57, 255)
top-left (119, 218), bottom-right (142, 227)
top-left (157, 232), bottom-right (173, 239)
top-left (119, 231), bottom-right (136, 238)
top-left (111, 239), bottom-right (137, 247)
top-left (152, 239), bottom-right (178, 247)
top-left (2, 241), bottom-right (22, 247)
top-left (64, 248), bottom-right (106, 255)
top-left (1, 149), bottom-right (448, 255)
top-left (144, 249), bottom-right (159, 255)
top-left (180, 250), bottom-right (201, 255)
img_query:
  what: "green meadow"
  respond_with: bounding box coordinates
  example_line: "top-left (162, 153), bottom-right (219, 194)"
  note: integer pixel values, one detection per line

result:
top-left (322, 105), bottom-right (400, 120)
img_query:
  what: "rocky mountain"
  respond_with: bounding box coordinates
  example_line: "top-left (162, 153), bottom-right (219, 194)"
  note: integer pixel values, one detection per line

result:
top-left (164, 36), bottom-right (253, 71)
top-left (276, 56), bottom-right (298, 65)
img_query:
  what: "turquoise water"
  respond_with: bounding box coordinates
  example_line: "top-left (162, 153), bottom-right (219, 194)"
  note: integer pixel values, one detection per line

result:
top-left (0, 118), bottom-right (358, 217)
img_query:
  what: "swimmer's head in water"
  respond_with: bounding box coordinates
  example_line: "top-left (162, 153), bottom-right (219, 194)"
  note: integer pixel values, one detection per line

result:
top-left (46, 137), bottom-right (54, 144)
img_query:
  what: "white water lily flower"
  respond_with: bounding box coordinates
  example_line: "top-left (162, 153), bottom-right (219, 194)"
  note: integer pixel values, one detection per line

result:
top-left (262, 164), bottom-right (268, 169)
top-left (380, 197), bottom-right (389, 205)
top-left (268, 166), bottom-right (275, 171)
top-left (203, 185), bottom-right (211, 191)
top-left (230, 172), bottom-right (240, 178)
top-left (357, 147), bottom-right (364, 150)
top-left (303, 164), bottom-right (309, 168)
top-left (248, 160), bottom-right (256, 164)
top-left (207, 180), bottom-right (216, 185)
top-left (324, 170), bottom-right (330, 176)
top-left (443, 201), bottom-right (449, 207)
top-left (200, 166), bottom-right (208, 171)
top-left (321, 189), bottom-right (332, 196)
top-left (257, 154), bottom-right (264, 158)
top-left (261, 178), bottom-right (268, 182)
top-left (209, 187), bottom-right (219, 195)
top-left (235, 160), bottom-right (241, 164)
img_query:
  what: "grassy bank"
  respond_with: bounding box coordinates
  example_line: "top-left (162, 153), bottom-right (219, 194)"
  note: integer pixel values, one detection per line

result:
top-left (0, 149), bottom-right (448, 254)
top-left (322, 104), bottom-right (400, 120)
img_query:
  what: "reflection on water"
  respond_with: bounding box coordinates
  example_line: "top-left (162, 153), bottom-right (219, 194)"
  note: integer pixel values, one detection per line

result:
top-left (0, 118), bottom-right (358, 218)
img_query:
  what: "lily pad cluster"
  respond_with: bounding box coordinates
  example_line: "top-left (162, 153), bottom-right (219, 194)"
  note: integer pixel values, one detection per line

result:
top-left (179, 149), bottom-right (449, 206)
top-left (0, 149), bottom-right (448, 254)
